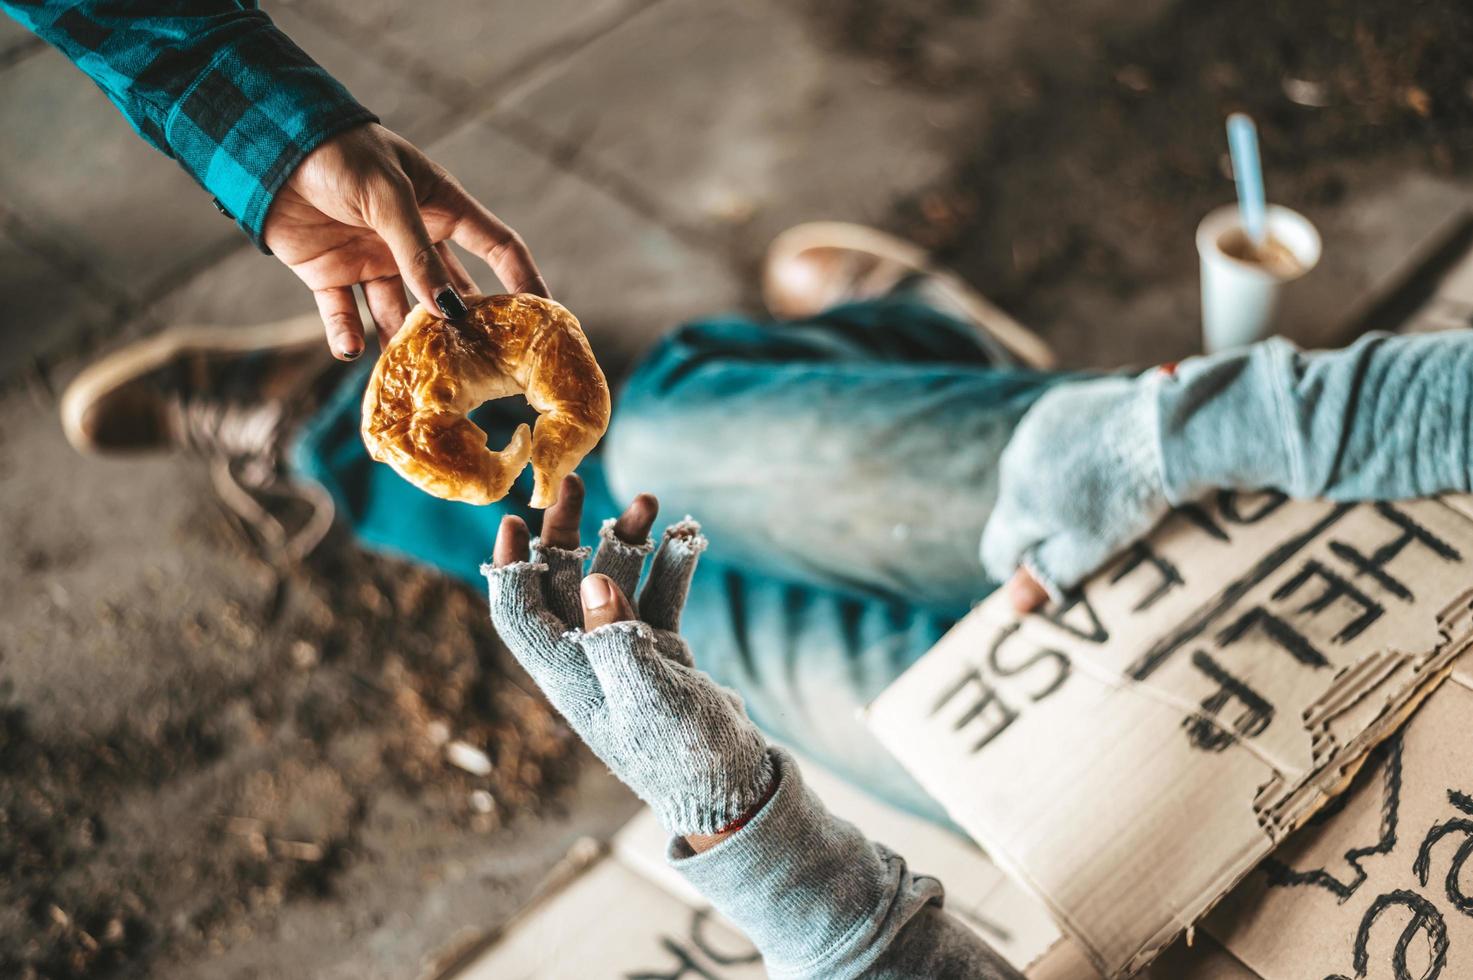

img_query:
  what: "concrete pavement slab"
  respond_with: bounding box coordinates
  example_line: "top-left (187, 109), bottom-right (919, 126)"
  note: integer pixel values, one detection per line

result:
top-left (264, 1), bottom-right (455, 145)
top-left (0, 48), bottom-right (245, 300)
top-left (498, 0), bottom-right (980, 263)
top-left (1280, 169), bottom-right (1473, 348)
top-left (0, 9), bottom-right (40, 61)
top-left (0, 392), bottom-right (253, 742)
top-left (0, 381), bottom-right (640, 980)
top-left (137, 243), bottom-right (324, 338)
top-left (1021, 164), bottom-right (1473, 371)
top-left (0, 221), bottom-right (119, 380)
top-left (294, 0), bottom-right (650, 95)
top-left (427, 118), bottom-right (743, 365)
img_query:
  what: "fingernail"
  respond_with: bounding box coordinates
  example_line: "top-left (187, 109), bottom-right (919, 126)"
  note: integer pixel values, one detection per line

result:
top-left (340, 345), bottom-right (362, 361)
top-left (435, 286), bottom-right (468, 320)
top-left (581, 575), bottom-right (613, 610)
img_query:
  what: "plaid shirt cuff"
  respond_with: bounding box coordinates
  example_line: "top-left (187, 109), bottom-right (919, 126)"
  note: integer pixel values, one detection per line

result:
top-left (165, 25), bottom-right (377, 251)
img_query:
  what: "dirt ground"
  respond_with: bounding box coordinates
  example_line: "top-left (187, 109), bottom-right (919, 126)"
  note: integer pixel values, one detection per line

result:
top-left (4, 1), bottom-right (1473, 978)
top-left (0, 417), bottom-right (594, 978)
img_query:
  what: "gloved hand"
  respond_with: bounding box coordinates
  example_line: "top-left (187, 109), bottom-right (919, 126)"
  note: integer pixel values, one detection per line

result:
top-left (980, 372), bottom-right (1170, 604)
top-left (483, 476), bottom-right (774, 838)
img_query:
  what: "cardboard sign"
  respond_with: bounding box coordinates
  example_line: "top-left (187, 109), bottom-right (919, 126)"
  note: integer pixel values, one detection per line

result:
top-left (867, 492), bottom-right (1473, 978)
top-left (1207, 639), bottom-right (1473, 979)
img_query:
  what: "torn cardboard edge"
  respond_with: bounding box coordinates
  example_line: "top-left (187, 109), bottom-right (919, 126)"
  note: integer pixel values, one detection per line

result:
top-left (867, 493), bottom-right (1473, 978)
top-left (1028, 929), bottom-right (1264, 980)
top-left (1204, 642), bottom-right (1473, 979)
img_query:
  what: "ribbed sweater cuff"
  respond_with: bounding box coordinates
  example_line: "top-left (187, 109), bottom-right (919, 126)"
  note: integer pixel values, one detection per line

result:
top-left (669, 749), bottom-right (942, 979)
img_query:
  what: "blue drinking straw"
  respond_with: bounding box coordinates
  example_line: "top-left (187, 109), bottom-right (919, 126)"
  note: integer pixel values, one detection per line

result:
top-left (1227, 113), bottom-right (1266, 247)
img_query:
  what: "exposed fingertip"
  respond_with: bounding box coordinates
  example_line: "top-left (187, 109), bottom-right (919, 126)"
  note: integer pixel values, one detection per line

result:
top-left (613, 493), bottom-right (658, 543)
top-left (1007, 570), bottom-right (1050, 614)
top-left (581, 573), bottom-right (614, 610)
top-left (494, 514), bottom-right (530, 566)
top-left (581, 573), bottom-right (634, 629)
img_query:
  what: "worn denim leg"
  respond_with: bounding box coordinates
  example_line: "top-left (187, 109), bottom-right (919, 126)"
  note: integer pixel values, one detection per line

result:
top-left (607, 297), bottom-right (1080, 614)
top-left (602, 298), bottom-right (1082, 821)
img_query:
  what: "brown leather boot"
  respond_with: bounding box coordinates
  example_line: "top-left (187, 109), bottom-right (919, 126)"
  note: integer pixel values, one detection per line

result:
top-left (59, 314), bottom-right (341, 559)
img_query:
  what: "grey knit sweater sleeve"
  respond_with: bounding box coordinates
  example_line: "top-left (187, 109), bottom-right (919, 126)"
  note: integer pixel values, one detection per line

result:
top-left (669, 749), bottom-right (1023, 980)
top-left (1158, 330), bottom-right (1473, 502)
top-left (983, 329), bottom-right (1473, 594)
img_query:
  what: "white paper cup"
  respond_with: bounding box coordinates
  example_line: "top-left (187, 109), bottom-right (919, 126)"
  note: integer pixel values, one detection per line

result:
top-left (1196, 203), bottom-right (1321, 353)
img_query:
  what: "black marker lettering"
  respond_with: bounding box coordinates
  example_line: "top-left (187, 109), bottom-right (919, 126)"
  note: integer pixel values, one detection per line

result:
top-left (687, 909), bottom-right (761, 966)
top-left (1272, 559), bottom-right (1385, 644)
top-left (1348, 889), bottom-right (1448, 980)
top-left (1042, 590), bottom-right (1108, 644)
top-left (1183, 650), bottom-right (1274, 752)
top-left (1109, 543), bottom-right (1184, 612)
top-left (1329, 502), bottom-right (1462, 603)
top-left (1128, 505), bottom-right (1353, 681)
top-left (627, 938), bottom-right (723, 980)
top-left (931, 665), bottom-right (1019, 755)
top-left (1215, 606), bottom-right (1329, 669)
top-left (1413, 818), bottom-right (1473, 917)
top-left (1218, 489), bottom-right (1289, 525)
top-left (1175, 502), bottom-right (1230, 542)
top-left (1262, 738), bottom-right (1403, 900)
top-left (987, 622), bottom-right (1071, 702)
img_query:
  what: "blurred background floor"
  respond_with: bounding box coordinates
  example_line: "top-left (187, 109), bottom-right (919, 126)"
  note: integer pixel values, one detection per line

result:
top-left (2, 0), bottom-right (1472, 977)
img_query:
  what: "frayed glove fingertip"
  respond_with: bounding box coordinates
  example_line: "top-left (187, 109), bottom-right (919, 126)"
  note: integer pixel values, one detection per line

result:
top-left (598, 518), bottom-right (656, 556)
top-left (661, 516), bottom-right (709, 554)
top-left (481, 559), bottom-right (548, 581)
top-left (529, 538), bottom-right (592, 564)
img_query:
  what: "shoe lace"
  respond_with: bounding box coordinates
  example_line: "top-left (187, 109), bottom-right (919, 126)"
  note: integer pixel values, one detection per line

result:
top-left (173, 398), bottom-right (285, 460)
top-left (171, 398), bottom-right (334, 562)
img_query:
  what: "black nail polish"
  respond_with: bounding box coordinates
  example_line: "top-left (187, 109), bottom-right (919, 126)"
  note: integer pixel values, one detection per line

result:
top-left (435, 287), bottom-right (468, 320)
top-left (341, 347), bottom-right (361, 361)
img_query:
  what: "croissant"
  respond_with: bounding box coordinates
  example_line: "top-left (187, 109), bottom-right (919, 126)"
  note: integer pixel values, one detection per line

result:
top-left (360, 293), bottom-right (610, 508)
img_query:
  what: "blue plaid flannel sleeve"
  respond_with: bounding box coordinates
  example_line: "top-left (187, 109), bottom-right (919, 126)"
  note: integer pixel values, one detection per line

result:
top-left (1, 0), bottom-right (378, 250)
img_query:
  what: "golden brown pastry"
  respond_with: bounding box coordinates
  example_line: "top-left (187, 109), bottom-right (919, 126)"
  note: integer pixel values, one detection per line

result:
top-left (361, 293), bottom-right (610, 508)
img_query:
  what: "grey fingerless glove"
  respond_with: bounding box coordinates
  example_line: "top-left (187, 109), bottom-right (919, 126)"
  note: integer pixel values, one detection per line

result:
top-left (980, 372), bottom-right (1169, 597)
top-left (482, 518), bottom-right (775, 837)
